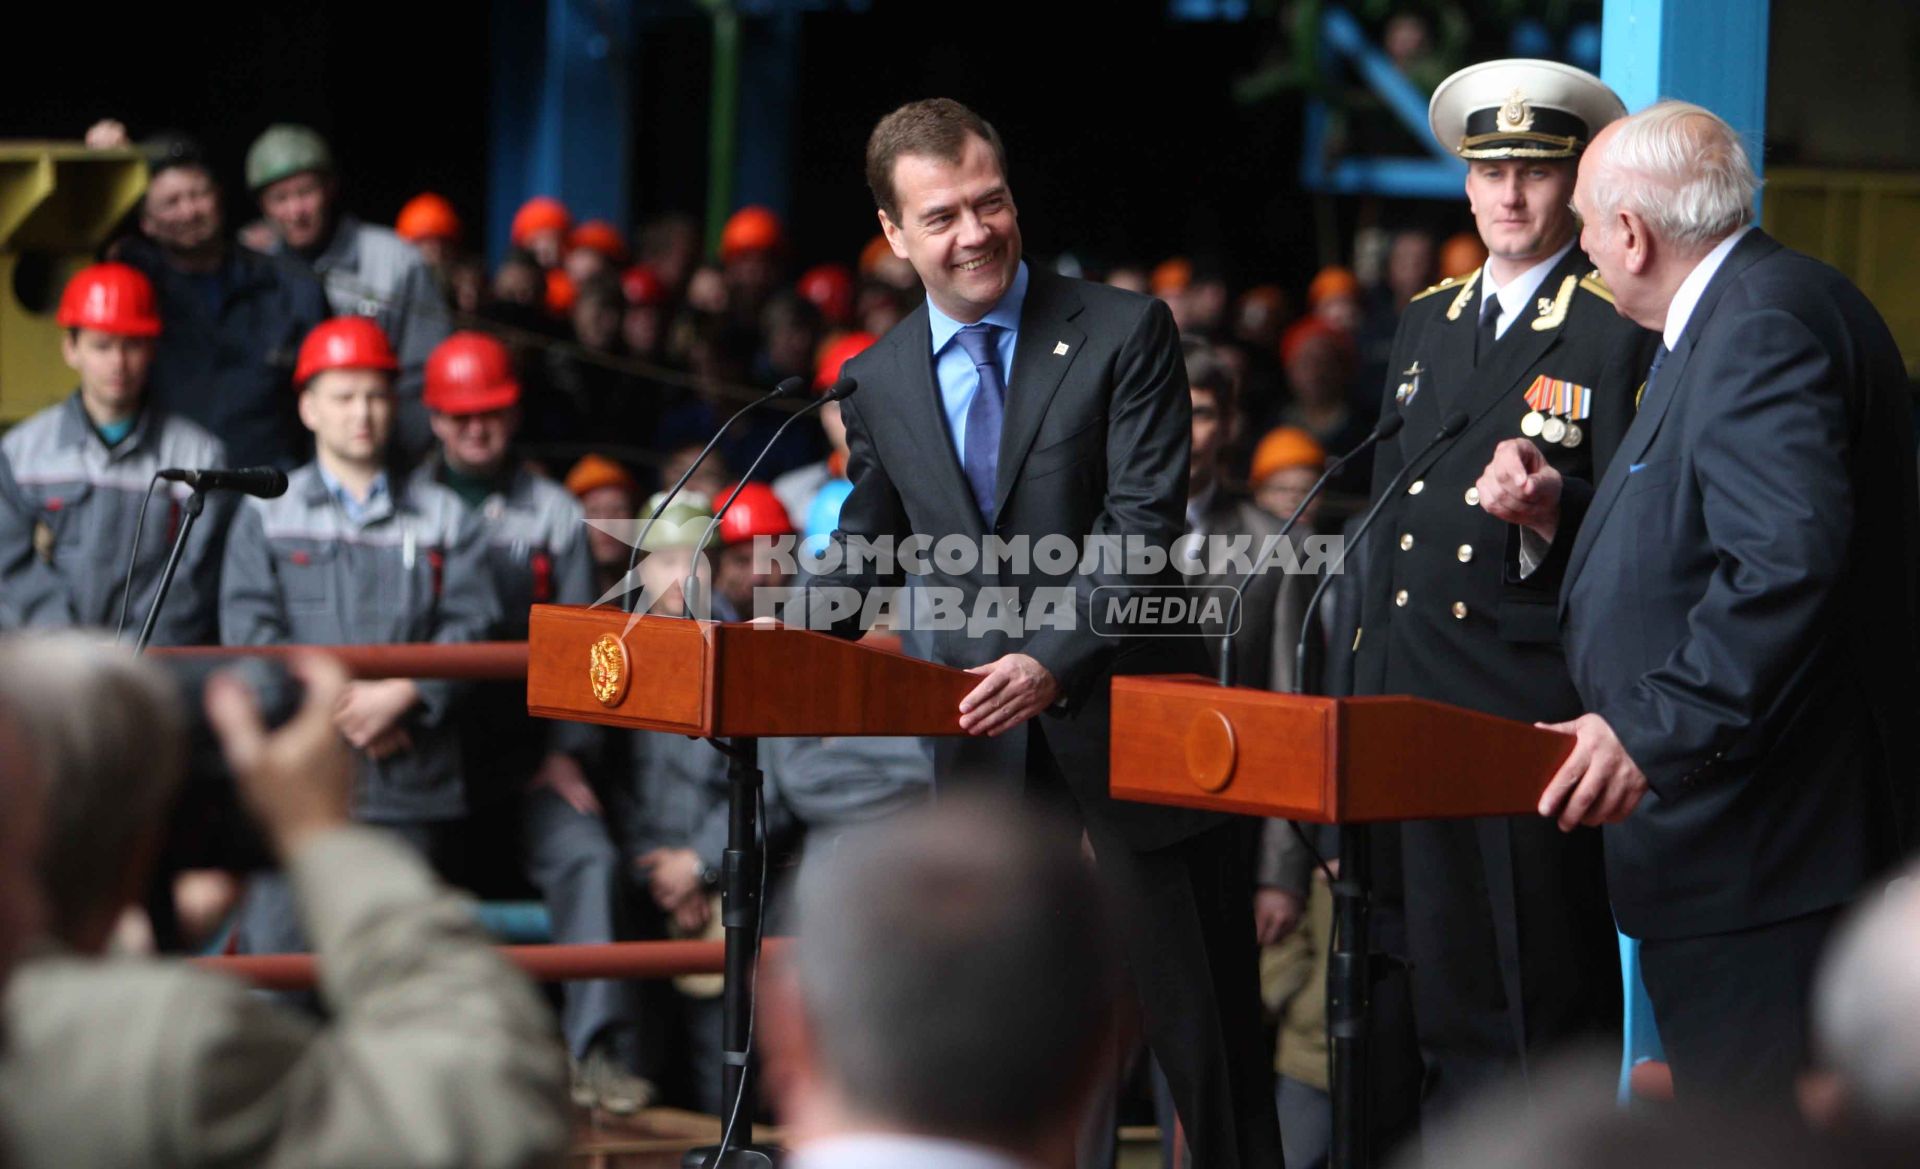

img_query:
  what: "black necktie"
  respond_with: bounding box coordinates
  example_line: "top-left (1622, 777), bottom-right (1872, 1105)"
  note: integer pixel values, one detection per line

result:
top-left (1475, 291), bottom-right (1501, 364)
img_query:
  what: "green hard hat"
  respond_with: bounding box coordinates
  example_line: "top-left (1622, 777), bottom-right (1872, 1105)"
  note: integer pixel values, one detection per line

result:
top-left (246, 124), bottom-right (334, 192)
top-left (640, 491), bottom-right (720, 552)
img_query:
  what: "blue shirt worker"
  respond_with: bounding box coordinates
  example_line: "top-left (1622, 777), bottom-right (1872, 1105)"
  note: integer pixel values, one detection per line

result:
top-left (0, 263), bottom-right (229, 644)
top-left (220, 316), bottom-right (497, 955)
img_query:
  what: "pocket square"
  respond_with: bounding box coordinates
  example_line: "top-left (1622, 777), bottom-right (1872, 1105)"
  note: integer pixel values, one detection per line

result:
top-left (1629, 463), bottom-right (1647, 473)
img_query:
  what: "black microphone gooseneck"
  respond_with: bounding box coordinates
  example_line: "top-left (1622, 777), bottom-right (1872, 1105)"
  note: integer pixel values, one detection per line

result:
top-left (1214, 412), bottom-right (1406, 687)
top-left (619, 376), bottom-right (807, 613)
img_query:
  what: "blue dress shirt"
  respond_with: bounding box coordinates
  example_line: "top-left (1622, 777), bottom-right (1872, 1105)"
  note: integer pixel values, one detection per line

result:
top-left (926, 260), bottom-right (1029, 460)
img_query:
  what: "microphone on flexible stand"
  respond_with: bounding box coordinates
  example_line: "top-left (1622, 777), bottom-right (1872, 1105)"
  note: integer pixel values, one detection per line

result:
top-left (156, 466), bottom-right (289, 498)
top-left (1214, 412), bottom-right (1405, 687)
top-left (1292, 410), bottom-right (1470, 694)
top-left (682, 377), bottom-right (860, 621)
top-left (618, 376), bottom-right (808, 613)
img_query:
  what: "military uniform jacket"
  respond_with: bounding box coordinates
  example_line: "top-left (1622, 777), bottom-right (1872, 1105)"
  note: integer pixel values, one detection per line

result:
top-left (411, 455), bottom-right (598, 795)
top-left (1352, 247), bottom-right (1658, 721)
top-left (0, 393), bottom-right (229, 645)
top-left (220, 463), bottom-right (500, 821)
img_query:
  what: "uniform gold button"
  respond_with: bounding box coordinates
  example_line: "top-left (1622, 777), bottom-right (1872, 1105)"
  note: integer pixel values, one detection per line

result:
top-left (1399, 533), bottom-right (1414, 551)
top-left (1457, 544), bottom-right (1473, 563)
top-left (1452, 601), bottom-right (1468, 619)
top-left (1465, 486), bottom-right (1481, 506)
top-left (1408, 479), bottom-right (1425, 495)
top-left (1394, 589), bottom-right (1409, 607)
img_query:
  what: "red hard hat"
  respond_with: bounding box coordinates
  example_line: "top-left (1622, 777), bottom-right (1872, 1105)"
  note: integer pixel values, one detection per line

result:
top-left (814, 331), bottom-right (877, 392)
top-left (57, 263), bottom-right (161, 337)
top-left (425, 331), bottom-right (521, 414)
top-left (545, 269), bottom-right (577, 316)
top-left (621, 264), bottom-right (669, 307)
top-left (511, 196), bottom-right (572, 246)
top-left (717, 481), bottom-right (795, 544)
top-left (568, 219), bottom-right (630, 263)
top-left (295, 317), bottom-right (399, 387)
top-left (796, 263), bottom-right (855, 326)
top-left (395, 192), bottom-right (462, 243)
top-left (720, 206), bottom-right (783, 261)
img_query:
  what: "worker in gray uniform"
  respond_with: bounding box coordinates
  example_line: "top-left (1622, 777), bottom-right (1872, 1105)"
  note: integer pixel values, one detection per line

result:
top-left (220, 316), bottom-right (497, 956)
top-left (0, 262), bottom-right (230, 645)
top-left (411, 329), bottom-right (651, 1114)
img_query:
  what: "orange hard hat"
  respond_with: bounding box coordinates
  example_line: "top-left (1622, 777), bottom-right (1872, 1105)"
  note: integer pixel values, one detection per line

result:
top-left (295, 316), bottom-right (398, 387)
top-left (1307, 266), bottom-right (1361, 307)
top-left (1151, 258), bottom-right (1193, 296)
top-left (395, 192), bottom-right (462, 243)
top-left (57, 263), bottom-right (161, 337)
top-left (545, 268), bottom-right (577, 316)
top-left (716, 481), bottom-right (795, 544)
top-left (814, 330), bottom-right (877, 392)
top-left (511, 196), bottom-right (572, 246)
top-left (720, 205), bottom-right (783, 261)
top-left (568, 219), bottom-right (630, 264)
top-left (621, 264), bottom-right (669, 307)
top-left (1280, 316), bottom-right (1355, 367)
top-left (565, 453), bottom-right (640, 500)
top-left (1438, 231), bottom-right (1489, 279)
top-left (1239, 284), bottom-right (1286, 313)
top-left (424, 331), bottom-right (520, 415)
top-left (858, 234), bottom-right (895, 276)
top-left (1250, 426), bottom-right (1327, 484)
top-left (797, 263), bottom-right (855, 325)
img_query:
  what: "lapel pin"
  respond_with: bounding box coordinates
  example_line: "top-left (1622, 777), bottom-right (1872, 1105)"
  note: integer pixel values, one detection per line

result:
top-left (1053, 341), bottom-right (1070, 356)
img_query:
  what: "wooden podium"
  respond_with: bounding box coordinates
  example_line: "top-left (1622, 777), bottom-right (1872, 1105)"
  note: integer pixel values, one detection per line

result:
top-left (1108, 674), bottom-right (1575, 1169)
top-left (1107, 674), bottom-right (1574, 822)
top-left (526, 604), bottom-right (976, 736)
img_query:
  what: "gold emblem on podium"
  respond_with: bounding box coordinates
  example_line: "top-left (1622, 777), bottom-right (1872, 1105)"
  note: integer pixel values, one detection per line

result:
top-left (589, 633), bottom-right (630, 707)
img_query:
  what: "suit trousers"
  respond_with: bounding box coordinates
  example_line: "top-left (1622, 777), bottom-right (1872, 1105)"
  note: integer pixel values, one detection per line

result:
top-left (1025, 728), bottom-right (1282, 1169)
top-left (1637, 906), bottom-right (1841, 1104)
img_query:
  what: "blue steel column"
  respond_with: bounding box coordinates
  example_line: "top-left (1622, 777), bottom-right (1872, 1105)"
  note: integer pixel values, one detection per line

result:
top-left (487, 0), bottom-right (638, 268)
top-left (1602, 0), bottom-right (1770, 188)
top-left (731, 10), bottom-right (801, 223)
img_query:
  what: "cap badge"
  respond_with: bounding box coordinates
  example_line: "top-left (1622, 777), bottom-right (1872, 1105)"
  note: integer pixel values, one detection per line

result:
top-left (1497, 88), bottom-right (1535, 133)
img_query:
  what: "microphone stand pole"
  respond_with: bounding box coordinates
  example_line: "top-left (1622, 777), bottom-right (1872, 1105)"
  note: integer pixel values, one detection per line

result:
top-left (134, 489), bottom-right (207, 654)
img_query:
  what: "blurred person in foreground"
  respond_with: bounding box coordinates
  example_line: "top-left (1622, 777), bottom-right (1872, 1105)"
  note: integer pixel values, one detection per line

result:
top-left (0, 636), bottom-right (568, 1168)
top-left (762, 796), bottom-right (1122, 1169)
top-left (1809, 863), bottom-right (1920, 1131)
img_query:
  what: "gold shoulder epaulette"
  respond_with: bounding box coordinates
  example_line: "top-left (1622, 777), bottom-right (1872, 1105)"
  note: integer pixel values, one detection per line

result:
top-left (1409, 273), bottom-right (1465, 303)
top-left (1577, 270), bottom-right (1616, 305)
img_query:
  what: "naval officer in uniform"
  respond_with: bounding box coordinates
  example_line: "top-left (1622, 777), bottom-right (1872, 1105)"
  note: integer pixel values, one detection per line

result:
top-left (1349, 59), bottom-right (1660, 1117)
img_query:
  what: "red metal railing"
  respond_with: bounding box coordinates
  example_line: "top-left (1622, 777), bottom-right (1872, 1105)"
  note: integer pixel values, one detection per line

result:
top-left (196, 938), bottom-right (790, 991)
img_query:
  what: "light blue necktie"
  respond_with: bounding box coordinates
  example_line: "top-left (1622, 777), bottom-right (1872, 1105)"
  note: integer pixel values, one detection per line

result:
top-left (955, 323), bottom-right (1005, 522)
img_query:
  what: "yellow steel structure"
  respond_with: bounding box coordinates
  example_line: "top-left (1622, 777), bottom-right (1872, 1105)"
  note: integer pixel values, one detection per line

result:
top-left (1763, 168), bottom-right (1920, 378)
top-left (0, 144), bottom-right (147, 424)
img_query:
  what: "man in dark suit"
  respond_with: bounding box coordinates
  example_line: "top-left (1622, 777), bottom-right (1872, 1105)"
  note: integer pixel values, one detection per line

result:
top-left (1353, 60), bottom-right (1656, 1117)
top-left (798, 98), bottom-right (1280, 1167)
top-left (1479, 99), bottom-right (1919, 1102)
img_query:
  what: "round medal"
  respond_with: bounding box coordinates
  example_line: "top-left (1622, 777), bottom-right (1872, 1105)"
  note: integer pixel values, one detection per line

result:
top-left (1541, 416), bottom-right (1568, 444)
top-left (1520, 411), bottom-right (1545, 437)
top-left (1561, 423), bottom-right (1584, 449)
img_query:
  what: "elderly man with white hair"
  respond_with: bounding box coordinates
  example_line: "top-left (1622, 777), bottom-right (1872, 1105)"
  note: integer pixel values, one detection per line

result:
top-left (1476, 100), bottom-right (1918, 1101)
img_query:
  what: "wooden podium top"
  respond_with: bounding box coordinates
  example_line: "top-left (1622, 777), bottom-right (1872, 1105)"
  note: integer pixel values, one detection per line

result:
top-left (527, 605), bottom-right (975, 737)
top-left (1108, 675), bottom-right (1575, 824)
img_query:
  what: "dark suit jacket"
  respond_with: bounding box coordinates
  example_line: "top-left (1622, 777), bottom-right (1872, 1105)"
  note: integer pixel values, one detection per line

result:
top-left (1556, 230), bottom-right (1919, 940)
top-left (1355, 245), bottom-right (1656, 719)
top-left (804, 267), bottom-right (1217, 851)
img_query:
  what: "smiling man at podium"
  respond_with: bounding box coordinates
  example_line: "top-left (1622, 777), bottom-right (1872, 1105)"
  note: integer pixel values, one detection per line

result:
top-left (794, 99), bottom-right (1281, 1169)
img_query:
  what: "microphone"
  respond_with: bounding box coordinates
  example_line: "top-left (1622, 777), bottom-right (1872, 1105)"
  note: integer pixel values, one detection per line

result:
top-left (1291, 410), bottom-right (1470, 694)
top-left (1214, 411), bottom-right (1405, 687)
top-left (620, 376), bottom-right (809, 613)
top-left (682, 377), bottom-right (860, 620)
top-left (156, 467), bottom-right (289, 498)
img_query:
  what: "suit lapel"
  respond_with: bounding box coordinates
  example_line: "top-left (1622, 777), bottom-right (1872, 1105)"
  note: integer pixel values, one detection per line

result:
top-left (993, 270), bottom-right (1086, 516)
top-left (886, 304), bottom-right (987, 533)
top-left (1425, 267), bottom-right (1480, 417)
top-left (1562, 230), bottom-right (1781, 591)
top-left (1456, 249), bottom-right (1587, 431)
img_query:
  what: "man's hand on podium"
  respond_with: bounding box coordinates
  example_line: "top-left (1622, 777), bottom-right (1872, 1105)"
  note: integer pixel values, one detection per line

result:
top-left (1535, 712), bottom-right (1648, 832)
top-left (959, 653), bottom-right (1060, 737)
